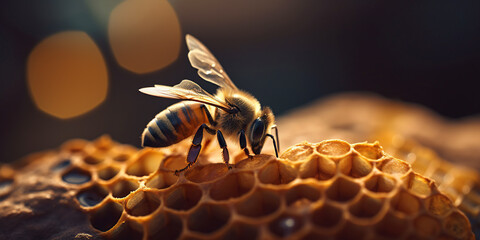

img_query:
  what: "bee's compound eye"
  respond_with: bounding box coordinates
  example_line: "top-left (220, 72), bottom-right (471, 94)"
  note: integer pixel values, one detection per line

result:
top-left (251, 118), bottom-right (265, 142)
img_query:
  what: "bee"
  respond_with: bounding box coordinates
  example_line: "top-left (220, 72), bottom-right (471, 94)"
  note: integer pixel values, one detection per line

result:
top-left (139, 35), bottom-right (279, 173)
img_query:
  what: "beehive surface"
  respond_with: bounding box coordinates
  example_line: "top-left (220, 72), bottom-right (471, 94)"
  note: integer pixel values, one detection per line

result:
top-left (17, 136), bottom-right (470, 240)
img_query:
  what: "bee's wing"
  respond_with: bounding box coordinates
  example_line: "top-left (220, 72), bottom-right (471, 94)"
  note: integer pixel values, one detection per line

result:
top-left (186, 34), bottom-right (238, 90)
top-left (139, 80), bottom-right (235, 112)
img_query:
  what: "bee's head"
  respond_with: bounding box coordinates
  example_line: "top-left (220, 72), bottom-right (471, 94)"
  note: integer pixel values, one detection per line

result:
top-left (248, 107), bottom-right (275, 155)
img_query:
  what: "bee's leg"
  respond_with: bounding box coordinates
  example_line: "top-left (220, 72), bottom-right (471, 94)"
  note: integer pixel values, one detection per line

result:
top-left (200, 105), bottom-right (230, 169)
top-left (174, 162), bottom-right (194, 174)
top-left (271, 125), bottom-right (280, 153)
top-left (200, 104), bottom-right (217, 126)
top-left (216, 130), bottom-right (232, 169)
top-left (176, 123), bottom-right (215, 175)
top-left (198, 104), bottom-right (216, 153)
top-left (266, 134), bottom-right (279, 158)
top-left (238, 129), bottom-right (251, 158)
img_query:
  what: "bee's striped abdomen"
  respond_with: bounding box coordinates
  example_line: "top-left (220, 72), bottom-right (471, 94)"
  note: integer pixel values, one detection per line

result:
top-left (142, 102), bottom-right (208, 147)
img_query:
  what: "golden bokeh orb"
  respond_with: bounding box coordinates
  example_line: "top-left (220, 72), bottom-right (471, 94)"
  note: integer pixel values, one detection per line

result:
top-left (27, 31), bottom-right (108, 119)
top-left (108, 0), bottom-right (182, 74)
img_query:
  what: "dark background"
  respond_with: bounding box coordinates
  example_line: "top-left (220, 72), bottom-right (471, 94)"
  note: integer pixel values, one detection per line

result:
top-left (1, 0), bottom-right (479, 163)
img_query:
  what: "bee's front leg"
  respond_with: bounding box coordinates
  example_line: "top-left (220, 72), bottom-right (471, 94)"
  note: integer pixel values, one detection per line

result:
top-left (238, 129), bottom-right (252, 159)
top-left (216, 130), bottom-right (232, 169)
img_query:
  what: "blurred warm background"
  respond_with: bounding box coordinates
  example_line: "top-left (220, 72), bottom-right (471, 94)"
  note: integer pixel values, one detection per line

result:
top-left (1, 0), bottom-right (479, 164)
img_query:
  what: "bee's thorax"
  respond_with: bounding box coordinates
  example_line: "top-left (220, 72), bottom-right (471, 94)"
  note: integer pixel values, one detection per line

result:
top-left (214, 89), bottom-right (261, 137)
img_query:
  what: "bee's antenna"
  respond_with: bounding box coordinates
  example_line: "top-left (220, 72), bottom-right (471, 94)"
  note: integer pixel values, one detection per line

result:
top-left (266, 134), bottom-right (278, 158)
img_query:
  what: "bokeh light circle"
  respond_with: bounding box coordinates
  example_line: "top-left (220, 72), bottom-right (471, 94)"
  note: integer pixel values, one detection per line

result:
top-left (108, 0), bottom-right (182, 74)
top-left (27, 31), bottom-right (108, 119)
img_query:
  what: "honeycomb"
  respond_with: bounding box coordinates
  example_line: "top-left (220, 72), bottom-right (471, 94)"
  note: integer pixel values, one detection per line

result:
top-left (272, 93), bottom-right (480, 233)
top-left (379, 135), bottom-right (480, 212)
top-left (49, 136), bottom-right (474, 239)
top-left (378, 135), bottom-right (480, 238)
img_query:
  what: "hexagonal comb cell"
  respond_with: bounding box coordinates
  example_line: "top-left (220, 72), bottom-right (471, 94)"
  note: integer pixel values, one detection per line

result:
top-left (414, 215), bottom-right (441, 239)
top-left (61, 139), bottom-right (88, 153)
top-left (185, 163), bottom-right (229, 183)
top-left (61, 167), bottom-right (91, 185)
top-left (51, 158), bottom-right (71, 171)
top-left (364, 174), bottom-right (396, 194)
top-left (258, 161), bottom-right (296, 185)
top-left (145, 171), bottom-right (176, 189)
top-left (76, 184), bottom-right (109, 207)
top-left (147, 212), bottom-right (182, 240)
top-left (377, 158), bottom-right (410, 177)
top-left (349, 195), bottom-right (384, 219)
top-left (280, 142), bottom-right (314, 162)
top-left (444, 212), bottom-right (471, 238)
top-left (113, 153), bottom-right (130, 162)
top-left (187, 203), bottom-right (231, 234)
top-left (391, 190), bottom-right (420, 216)
top-left (336, 221), bottom-right (368, 240)
top-left (425, 194), bottom-right (453, 217)
top-left (93, 135), bottom-right (115, 151)
top-left (98, 166), bottom-right (119, 181)
top-left (164, 184), bottom-right (202, 211)
top-left (235, 188), bottom-right (281, 218)
top-left (405, 173), bottom-right (432, 198)
top-left (311, 203), bottom-right (343, 228)
top-left (298, 155), bottom-right (336, 180)
top-left (268, 214), bottom-right (304, 237)
top-left (126, 150), bottom-right (164, 177)
top-left (285, 184), bottom-right (321, 207)
top-left (353, 142), bottom-right (383, 160)
top-left (83, 154), bottom-right (104, 165)
top-left (325, 177), bottom-right (361, 202)
top-left (221, 221), bottom-right (259, 240)
top-left (209, 172), bottom-right (254, 201)
top-left (108, 221), bottom-right (144, 240)
top-left (90, 200), bottom-right (123, 232)
top-left (350, 155), bottom-right (373, 178)
top-left (126, 191), bottom-right (160, 217)
top-left (235, 155), bottom-right (275, 170)
top-left (316, 140), bottom-right (351, 157)
top-left (111, 178), bottom-right (139, 198)
top-left (375, 212), bottom-right (409, 238)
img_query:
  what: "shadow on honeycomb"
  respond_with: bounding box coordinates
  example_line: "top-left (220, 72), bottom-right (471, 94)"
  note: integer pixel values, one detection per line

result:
top-left (8, 136), bottom-right (470, 240)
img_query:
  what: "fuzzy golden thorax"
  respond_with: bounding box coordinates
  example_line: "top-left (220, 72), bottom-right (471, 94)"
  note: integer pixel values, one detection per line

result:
top-left (213, 88), bottom-right (260, 136)
top-left (213, 88), bottom-right (275, 154)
